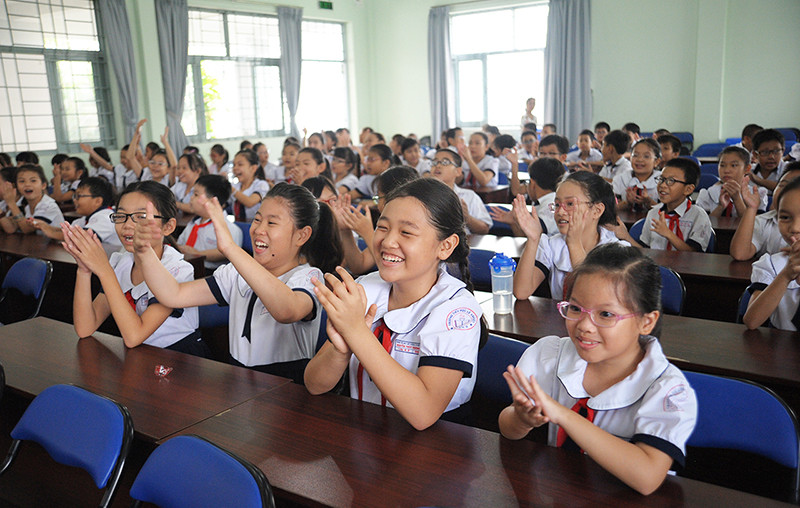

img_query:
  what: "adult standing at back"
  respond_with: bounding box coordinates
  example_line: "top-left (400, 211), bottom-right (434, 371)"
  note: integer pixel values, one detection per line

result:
top-left (521, 97), bottom-right (538, 132)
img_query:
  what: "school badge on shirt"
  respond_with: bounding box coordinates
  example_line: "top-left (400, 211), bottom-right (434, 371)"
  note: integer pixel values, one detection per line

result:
top-left (446, 308), bottom-right (478, 331)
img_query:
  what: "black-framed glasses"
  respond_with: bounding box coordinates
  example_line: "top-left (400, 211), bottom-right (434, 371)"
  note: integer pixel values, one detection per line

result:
top-left (110, 212), bottom-right (165, 224)
top-left (430, 159), bottom-right (458, 168)
top-left (756, 149), bottom-right (783, 157)
top-left (655, 176), bottom-right (689, 186)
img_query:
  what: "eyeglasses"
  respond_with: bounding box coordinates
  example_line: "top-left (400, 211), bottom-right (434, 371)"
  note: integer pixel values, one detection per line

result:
top-left (756, 149), bottom-right (783, 157)
top-left (548, 199), bottom-right (592, 212)
top-left (72, 194), bottom-right (96, 201)
top-left (371, 195), bottom-right (384, 205)
top-left (655, 176), bottom-right (689, 186)
top-left (319, 196), bottom-right (338, 206)
top-left (557, 301), bottom-right (639, 328)
top-left (110, 212), bottom-right (165, 224)
top-left (430, 159), bottom-right (458, 168)
top-left (149, 160), bottom-right (168, 166)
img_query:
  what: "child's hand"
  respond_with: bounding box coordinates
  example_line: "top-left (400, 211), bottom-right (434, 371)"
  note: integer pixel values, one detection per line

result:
top-left (611, 217), bottom-right (631, 241)
top-left (79, 143), bottom-right (92, 154)
top-left (160, 125), bottom-right (169, 146)
top-left (505, 148), bottom-right (518, 165)
top-left (339, 201), bottom-right (373, 238)
top-left (457, 141), bottom-right (472, 163)
top-left (312, 266), bottom-right (377, 348)
top-left (503, 366), bottom-right (549, 429)
top-left (740, 176), bottom-right (760, 210)
top-left (62, 225), bottom-right (110, 275)
top-left (565, 204), bottom-right (591, 241)
top-left (204, 197), bottom-right (237, 254)
top-left (27, 217), bottom-right (44, 231)
top-left (719, 189), bottom-right (732, 209)
top-left (135, 118), bottom-right (147, 133)
top-left (1, 180), bottom-right (16, 202)
top-left (574, 161), bottom-right (590, 172)
top-left (512, 194), bottom-right (542, 239)
top-left (489, 205), bottom-right (513, 225)
top-left (132, 202), bottom-right (162, 255)
top-left (625, 187), bottom-right (639, 205)
top-left (650, 211), bottom-right (671, 237)
top-left (721, 180), bottom-right (742, 204)
top-left (177, 244), bottom-right (199, 256)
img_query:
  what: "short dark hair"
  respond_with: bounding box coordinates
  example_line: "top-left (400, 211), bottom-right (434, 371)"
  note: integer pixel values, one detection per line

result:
top-left (77, 177), bottom-right (113, 208)
top-left (16, 164), bottom-right (47, 185)
top-left (543, 123), bottom-right (557, 132)
top-left (529, 158), bottom-right (565, 192)
top-left (594, 121), bottom-right (611, 131)
top-left (521, 130), bottom-right (537, 140)
top-left (654, 128), bottom-right (671, 137)
top-left (493, 134), bottom-right (516, 151)
top-left (301, 175), bottom-right (338, 199)
top-left (539, 134), bottom-right (569, 155)
top-left (622, 122), bottom-right (640, 134)
top-left (194, 174), bottom-right (232, 203)
top-left (663, 157), bottom-right (700, 186)
top-left (15, 151), bottom-right (39, 165)
top-left (369, 144), bottom-right (394, 162)
top-left (741, 123), bottom-right (763, 140)
top-left (657, 134), bottom-right (682, 154)
top-left (470, 131), bottom-right (489, 145)
top-left (720, 145), bottom-right (751, 165)
top-left (752, 128), bottom-right (785, 151)
top-left (523, 122), bottom-right (537, 132)
top-left (632, 138), bottom-right (661, 159)
top-left (375, 166), bottom-right (420, 195)
top-left (445, 127), bottom-right (462, 143)
top-left (578, 129), bottom-right (595, 140)
top-left (51, 153), bottom-right (68, 166)
top-left (400, 137), bottom-right (419, 153)
top-left (0, 166), bottom-right (17, 184)
top-left (603, 130), bottom-right (630, 155)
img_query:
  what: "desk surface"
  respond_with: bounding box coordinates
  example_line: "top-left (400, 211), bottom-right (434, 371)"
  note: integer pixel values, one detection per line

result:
top-left (174, 381), bottom-right (789, 507)
top-left (0, 318), bottom-right (288, 442)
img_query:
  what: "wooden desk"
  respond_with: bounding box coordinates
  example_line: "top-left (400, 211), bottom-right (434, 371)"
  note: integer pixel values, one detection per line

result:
top-left (619, 209), bottom-right (739, 255)
top-left (474, 184), bottom-right (510, 204)
top-left (173, 381), bottom-right (789, 507)
top-left (0, 317), bottom-right (289, 442)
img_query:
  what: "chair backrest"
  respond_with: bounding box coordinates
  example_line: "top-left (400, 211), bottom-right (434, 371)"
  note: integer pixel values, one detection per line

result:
top-left (697, 173), bottom-right (719, 191)
top-left (486, 204), bottom-right (512, 236)
top-left (683, 371), bottom-right (800, 502)
top-left (130, 435), bottom-right (275, 508)
top-left (679, 155), bottom-right (701, 166)
top-left (699, 163), bottom-right (718, 176)
top-left (0, 384), bottom-right (133, 508)
top-left (0, 257), bottom-right (53, 322)
top-left (474, 334), bottom-right (530, 404)
top-left (659, 266), bottom-right (685, 315)
top-left (198, 303), bottom-right (230, 328)
top-left (725, 137), bottom-right (742, 145)
top-left (628, 218), bottom-right (645, 243)
top-left (692, 143), bottom-right (727, 157)
top-left (235, 222), bottom-right (252, 254)
top-left (498, 171), bottom-right (509, 185)
top-left (776, 128), bottom-right (798, 143)
top-left (467, 249), bottom-right (496, 290)
top-left (706, 227), bottom-right (716, 253)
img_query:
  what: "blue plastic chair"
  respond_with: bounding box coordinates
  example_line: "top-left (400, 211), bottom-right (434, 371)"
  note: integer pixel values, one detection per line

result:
top-left (725, 137), bottom-right (742, 145)
top-left (468, 249), bottom-right (496, 290)
top-left (628, 218), bottom-right (645, 244)
top-left (700, 163), bottom-right (718, 176)
top-left (673, 131), bottom-right (694, 150)
top-left (486, 204), bottom-right (513, 236)
top-left (199, 303), bottom-right (229, 328)
top-left (659, 266), bottom-right (685, 315)
top-left (697, 173), bottom-right (719, 191)
top-left (683, 371), bottom-right (800, 502)
top-left (680, 155), bottom-right (701, 166)
top-left (130, 435), bottom-right (275, 508)
top-left (0, 384), bottom-right (133, 508)
top-left (235, 222), bottom-right (252, 254)
top-left (498, 171), bottom-right (509, 185)
top-left (0, 257), bottom-right (53, 322)
top-left (474, 334), bottom-right (530, 404)
top-left (776, 128), bottom-right (798, 143)
top-left (693, 143), bottom-right (727, 158)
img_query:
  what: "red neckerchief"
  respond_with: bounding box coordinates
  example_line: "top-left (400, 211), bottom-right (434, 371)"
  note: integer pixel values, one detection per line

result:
top-left (663, 200), bottom-right (691, 251)
top-left (185, 219), bottom-right (212, 247)
top-left (556, 398), bottom-right (596, 452)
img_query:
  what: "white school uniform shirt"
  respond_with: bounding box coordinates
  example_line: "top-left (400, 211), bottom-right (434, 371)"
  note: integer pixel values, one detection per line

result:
top-left (114, 163), bottom-right (138, 190)
top-left (453, 185), bottom-right (492, 234)
top-left (462, 155), bottom-right (499, 187)
top-left (106, 246), bottom-right (198, 348)
top-left (516, 335), bottom-right (697, 465)
top-left (209, 161), bottom-right (233, 177)
top-left (752, 162), bottom-right (787, 194)
top-left (696, 182), bottom-right (768, 216)
top-left (534, 192), bottom-right (558, 236)
top-left (496, 155), bottom-right (512, 177)
top-left (639, 200), bottom-right (712, 251)
top-left (71, 208), bottom-right (122, 250)
top-left (518, 148), bottom-right (536, 161)
top-left (566, 148), bottom-right (603, 165)
top-left (25, 195), bottom-right (64, 233)
top-left (0, 197), bottom-right (23, 215)
top-left (612, 170), bottom-right (661, 202)
top-left (413, 158), bottom-right (432, 175)
top-left (751, 210), bottom-right (787, 258)
top-left (266, 165), bottom-right (286, 183)
top-left (354, 174), bottom-right (377, 198)
top-left (60, 179), bottom-right (81, 194)
top-left (206, 263), bottom-right (322, 366)
top-left (170, 181), bottom-right (192, 205)
top-left (140, 169), bottom-right (170, 187)
top-left (334, 173), bottom-right (359, 192)
top-left (598, 157), bottom-right (632, 180)
top-left (535, 227), bottom-right (629, 300)
top-left (232, 179), bottom-right (270, 221)
top-left (176, 216), bottom-right (243, 270)
top-left (351, 267), bottom-right (481, 412)
top-left (520, 113), bottom-right (538, 131)
top-left (88, 166), bottom-right (115, 183)
top-left (751, 252), bottom-right (800, 331)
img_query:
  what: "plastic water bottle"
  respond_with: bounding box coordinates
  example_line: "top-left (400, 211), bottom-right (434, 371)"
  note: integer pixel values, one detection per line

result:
top-left (489, 253), bottom-right (516, 314)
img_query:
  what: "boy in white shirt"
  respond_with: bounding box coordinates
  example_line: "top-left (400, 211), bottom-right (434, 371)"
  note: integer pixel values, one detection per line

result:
top-left (599, 130), bottom-right (632, 181)
top-left (431, 149), bottom-right (492, 234)
top-left (492, 157), bottom-right (564, 236)
top-left (697, 146), bottom-right (768, 217)
top-left (566, 130), bottom-right (603, 172)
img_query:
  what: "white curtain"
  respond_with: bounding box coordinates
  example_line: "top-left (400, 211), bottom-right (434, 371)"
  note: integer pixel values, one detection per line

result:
top-left (278, 6), bottom-right (303, 140)
top-left (155, 0), bottom-right (190, 152)
top-left (544, 0), bottom-right (591, 141)
top-left (428, 6), bottom-right (454, 141)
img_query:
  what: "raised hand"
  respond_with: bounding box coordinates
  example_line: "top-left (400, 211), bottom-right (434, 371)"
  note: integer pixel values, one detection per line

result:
top-left (512, 193), bottom-right (542, 239)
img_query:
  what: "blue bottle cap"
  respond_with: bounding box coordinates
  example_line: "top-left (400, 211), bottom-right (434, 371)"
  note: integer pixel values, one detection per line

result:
top-left (488, 253), bottom-right (517, 273)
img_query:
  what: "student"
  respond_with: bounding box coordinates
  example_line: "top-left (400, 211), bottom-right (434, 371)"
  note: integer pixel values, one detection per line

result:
top-left (330, 147), bottom-right (360, 194)
top-left (276, 141), bottom-right (300, 184)
top-left (400, 137), bottom-right (431, 176)
top-left (520, 97), bottom-right (538, 131)
top-left (32, 177), bottom-right (122, 251)
top-left (324, 131), bottom-right (337, 153)
top-left (735, 123), bottom-right (763, 154)
top-left (730, 162), bottom-right (800, 261)
top-left (536, 135), bottom-right (569, 164)
top-left (430, 149), bottom-right (491, 234)
top-left (458, 132), bottom-right (499, 188)
top-left (306, 132), bottom-right (326, 153)
top-left (697, 146), bottom-right (767, 217)
top-left (566, 130), bottom-right (603, 172)
top-left (177, 174), bottom-right (242, 271)
top-left (616, 158), bottom-right (711, 252)
top-left (78, 145), bottom-right (115, 183)
top-left (349, 144), bottom-right (393, 200)
top-left (135, 182), bottom-right (341, 383)
top-left (541, 124), bottom-right (557, 137)
top-left (172, 153), bottom-right (208, 214)
top-left (482, 125), bottom-right (500, 149)
top-left (749, 129), bottom-right (786, 193)
top-left (0, 164), bottom-right (64, 235)
top-left (50, 156), bottom-right (86, 203)
top-left (335, 127), bottom-right (352, 148)
top-left (622, 122), bottom-right (641, 147)
top-left (290, 147), bottom-right (331, 185)
top-left (613, 138), bottom-right (661, 212)
top-left (519, 130), bottom-right (538, 164)
top-left (0, 166), bottom-right (19, 219)
top-left (593, 121), bottom-right (610, 150)
top-left (62, 181), bottom-right (207, 356)
top-left (499, 243), bottom-right (697, 495)
top-left (139, 149), bottom-right (171, 186)
top-left (0, 153), bottom-right (12, 167)
top-left (50, 153), bottom-right (67, 182)
top-left (657, 134), bottom-right (682, 165)
top-left (305, 178), bottom-right (483, 430)
top-left (493, 157), bottom-right (564, 236)
top-left (240, 140), bottom-right (253, 152)
top-left (599, 130), bottom-right (633, 181)
top-left (254, 142), bottom-right (279, 184)
top-left (302, 175), bottom-right (340, 205)
top-left (492, 134), bottom-right (518, 178)
top-left (512, 171), bottom-right (625, 301)
top-left (230, 149), bottom-right (270, 222)
top-left (208, 144), bottom-right (232, 179)
top-left (15, 151), bottom-right (39, 166)
top-left (389, 134), bottom-right (406, 157)
top-left (744, 177), bottom-right (800, 331)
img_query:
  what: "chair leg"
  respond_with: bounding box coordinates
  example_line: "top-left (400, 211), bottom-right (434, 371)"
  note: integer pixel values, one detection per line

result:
top-left (0, 440), bottom-right (21, 477)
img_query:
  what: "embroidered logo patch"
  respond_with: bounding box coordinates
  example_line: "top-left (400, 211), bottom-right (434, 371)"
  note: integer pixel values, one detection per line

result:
top-left (395, 340), bottom-right (420, 355)
top-left (663, 384), bottom-right (688, 412)
top-left (446, 308), bottom-right (478, 331)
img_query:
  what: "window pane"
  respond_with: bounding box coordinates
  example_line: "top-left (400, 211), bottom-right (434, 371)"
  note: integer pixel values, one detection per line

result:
top-left (228, 14), bottom-right (280, 58)
top-left (58, 60), bottom-right (101, 143)
top-left (457, 59), bottom-right (483, 124)
top-left (295, 61), bottom-right (348, 133)
top-left (302, 21), bottom-right (344, 61)
top-left (487, 51), bottom-right (544, 127)
top-left (4, 0), bottom-right (100, 50)
top-left (254, 66), bottom-right (284, 132)
top-left (181, 65), bottom-right (198, 137)
top-left (514, 5), bottom-right (549, 50)
top-left (451, 10), bottom-right (513, 55)
top-left (188, 10), bottom-right (226, 57)
top-left (0, 53), bottom-right (56, 151)
top-left (200, 60), bottom-right (256, 140)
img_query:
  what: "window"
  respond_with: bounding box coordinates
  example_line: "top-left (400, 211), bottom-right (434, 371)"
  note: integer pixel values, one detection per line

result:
top-left (0, 0), bottom-right (113, 153)
top-left (450, 3), bottom-right (548, 130)
top-left (183, 9), bottom-right (285, 141)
